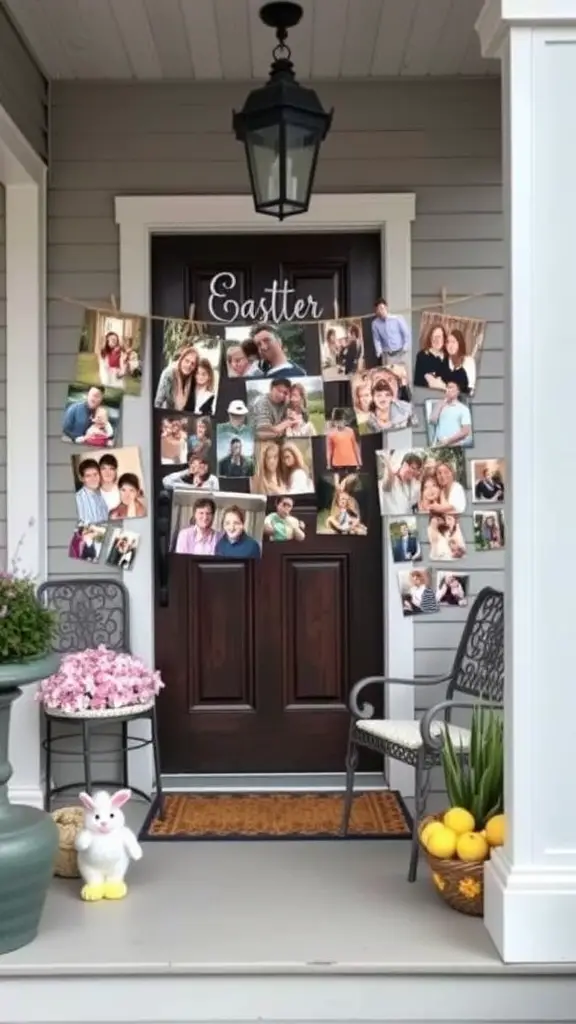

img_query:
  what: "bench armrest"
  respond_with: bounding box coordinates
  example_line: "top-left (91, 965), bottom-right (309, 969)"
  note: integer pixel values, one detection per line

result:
top-left (349, 673), bottom-right (451, 719)
top-left (420, 698), bottom-right (504, 751)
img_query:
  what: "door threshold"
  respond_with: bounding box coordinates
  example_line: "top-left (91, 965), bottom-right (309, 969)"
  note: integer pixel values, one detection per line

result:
top-left (160, 772), bottom-right (388, 793)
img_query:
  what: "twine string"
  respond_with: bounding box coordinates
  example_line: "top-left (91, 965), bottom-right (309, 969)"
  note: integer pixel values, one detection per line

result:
top-left (54, 291), bottom-right (490, 329)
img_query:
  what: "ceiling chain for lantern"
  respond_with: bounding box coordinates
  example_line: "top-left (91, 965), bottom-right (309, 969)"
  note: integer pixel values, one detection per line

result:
top-left (232, 2), bottom-right (333, 221)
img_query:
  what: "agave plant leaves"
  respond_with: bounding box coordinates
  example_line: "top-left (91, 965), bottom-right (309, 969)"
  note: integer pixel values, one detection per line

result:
top-left (441, 706), bottom-right (503, 829)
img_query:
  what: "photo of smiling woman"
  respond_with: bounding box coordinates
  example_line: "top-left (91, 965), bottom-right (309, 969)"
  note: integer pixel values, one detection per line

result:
top-left (251, 439), bottom-right (314, 496)
top-left (316, 472), bottom-right (369, 536)
top-left (414, 312), bottom-right (485, 394)
top-left (351, 367), bottom-right (415, 434)
top-left (154, 330), bottom-right (222, 414)
top-left (71, 446), bottom-right (147, 524)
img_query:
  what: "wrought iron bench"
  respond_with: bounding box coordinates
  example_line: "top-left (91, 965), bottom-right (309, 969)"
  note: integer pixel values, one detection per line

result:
top-left (340, 586), bottom-right (504, 882)
top-left (38, 579), bottom-right (164, 817)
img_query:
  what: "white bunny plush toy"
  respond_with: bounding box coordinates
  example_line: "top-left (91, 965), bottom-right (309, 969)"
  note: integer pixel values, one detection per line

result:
top-left (75, 788), bottom-right (143, 902)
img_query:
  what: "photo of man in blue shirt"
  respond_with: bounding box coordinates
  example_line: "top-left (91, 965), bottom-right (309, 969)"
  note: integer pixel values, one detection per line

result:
top-left (371, 298), bottom-right (411, 359)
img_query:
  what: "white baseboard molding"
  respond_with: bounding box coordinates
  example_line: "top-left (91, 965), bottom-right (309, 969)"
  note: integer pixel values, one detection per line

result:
top-left (161, 771), bottom-right (389, 793)
top-left (8, 784), bottom-right (44, 808)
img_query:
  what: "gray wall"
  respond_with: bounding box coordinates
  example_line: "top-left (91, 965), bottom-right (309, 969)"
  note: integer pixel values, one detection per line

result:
top-left (0, 186), bottom-right (6, 569)
top-left (48, 79), bottom-right (504, 793)
top-left (0, 3), bottom-right (47, 160)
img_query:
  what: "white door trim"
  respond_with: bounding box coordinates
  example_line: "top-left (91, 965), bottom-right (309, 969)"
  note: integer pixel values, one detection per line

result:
top-left (115, 192), bottom-right (417, 797)
top-left (0, 102), bottom-right (47, 808)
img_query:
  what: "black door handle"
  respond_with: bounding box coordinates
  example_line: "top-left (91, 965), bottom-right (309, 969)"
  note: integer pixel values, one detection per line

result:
top-left (157, 489), bottom-right (172, 608)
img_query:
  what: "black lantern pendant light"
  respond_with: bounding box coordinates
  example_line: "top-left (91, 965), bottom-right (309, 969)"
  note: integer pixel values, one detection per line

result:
top-left (233, 1), bottom-right (333, 220)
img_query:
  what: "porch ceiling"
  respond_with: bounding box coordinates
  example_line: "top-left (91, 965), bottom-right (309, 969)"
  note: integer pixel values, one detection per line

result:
top-left (4, 0), bottom-right (497, 82)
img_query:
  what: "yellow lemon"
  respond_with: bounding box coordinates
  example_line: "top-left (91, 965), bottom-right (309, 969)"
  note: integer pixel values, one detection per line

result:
top-left (426, 825), bottom-right (458, 859)
top-left (420, 820), bottom-right (444, 849)
top-left (485, 813), bottom-right (506, 847)
top-left (443, 807), bottom-right (475, 835)
top-left (456, 831), bottom-right (490, 863)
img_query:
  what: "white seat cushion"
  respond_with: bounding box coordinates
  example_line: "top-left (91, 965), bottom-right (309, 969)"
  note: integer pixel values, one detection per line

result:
top-left (356, 718), bottom-right (470, 751)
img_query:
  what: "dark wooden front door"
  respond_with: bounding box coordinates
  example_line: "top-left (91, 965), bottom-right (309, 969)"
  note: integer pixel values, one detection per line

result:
top-left (152, 234), bottom-right (383, 774)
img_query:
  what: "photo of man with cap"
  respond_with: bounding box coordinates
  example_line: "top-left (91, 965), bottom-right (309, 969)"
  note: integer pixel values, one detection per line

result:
top-left (216, 399), bottom-right (255, 466)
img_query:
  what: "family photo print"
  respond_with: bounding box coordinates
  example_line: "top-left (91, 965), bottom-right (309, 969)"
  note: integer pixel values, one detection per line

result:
top-left (351, 366), bottom-right (415, 434)
top-left (471, 458), bottom-right (505, 502)
top-left (170, 489), bottom-right (266, 559)
top-left (74, 309), bottom-right (145, 396)
top-left (377, 446), bottom-right (467, 517)
top-left (251, 439), bottom-right (314, 496)
top-left (155, 323), bottom-right (222, 415)
top-left (71, 446), bottom-right (147, 524)
top-left (62, 383), bottom-right (122, 448)
top-left (246, 375), bottom-right (326, 439)
top-left (316, 471), bottom-right (369, 536)
top-left (414, 311), bottom-right (486, 396)
top-left (318, 319), bottom-right (365, 380)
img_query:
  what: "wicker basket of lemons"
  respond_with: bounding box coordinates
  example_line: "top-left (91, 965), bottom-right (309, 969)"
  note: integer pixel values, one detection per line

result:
top-left (419, 706), bottom-right (505, 916)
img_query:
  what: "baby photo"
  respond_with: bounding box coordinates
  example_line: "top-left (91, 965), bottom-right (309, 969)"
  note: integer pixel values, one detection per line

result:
top-left (474, 510), bottom-right (505, 551)
top-left (223, 326), bottom-right (263, 378)
top-left (472, 458), bottom-right (505, 503)
top-left (67, 523), bottom-right (107, 564)
top-left (351, 366), bottom-right (416, 434)
top-left (427, 513), bottom-right (467, 561)
top-left (154, 323), bottom-right (222, 415)
top-left (263, 496), bottom-right (307, 542)
top-left (414, 311), bottom-right (486, 396)
top-left (388, 517), bottom-right (422, 563)
top-left (436, 572), bottom-right (469, 608)
top-left (61, 383), bottom-right (122, 448)
top-left (246, 375), bottom-right (326, 439)
top-left (105, 528), bottom-right (140, 570)
top-left (316, 471), bottom-right (369, 536)
top-left (398, 568), bottom-right (439, 617)
top-left (376, 447), bottom-right (467, 517)
top-left (424, 387), bottom-right (474, 448)
top-left (325, 407), bottom-right (362, 470)
top-left (318, 319), bottom-right (365, 381)
top-left (74, 310), bottom-right (145, 397)
top-left (217, 425), bottom-right (255, 478)
top-left (250, 439), bottom-right (314, 497)
top-left (71, 446), bottom-right (147, 524)
top-left (170, 489), bottom-right (266, 560)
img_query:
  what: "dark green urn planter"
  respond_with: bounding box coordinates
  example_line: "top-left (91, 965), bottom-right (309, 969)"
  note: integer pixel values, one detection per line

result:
top-left (0, 651), bottom-right (60, 955)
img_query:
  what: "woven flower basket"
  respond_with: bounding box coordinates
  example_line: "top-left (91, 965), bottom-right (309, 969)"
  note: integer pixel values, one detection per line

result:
top-left (44, 700), bottom-right (154, 720)
top-left (419, 813), bottom-right (484, 917)
top-left (51, 806), bottom-right (84, 878)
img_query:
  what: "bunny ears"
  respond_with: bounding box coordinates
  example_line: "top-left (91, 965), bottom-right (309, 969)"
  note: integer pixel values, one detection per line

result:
top-left (79, 788), bottom-right (132, 810)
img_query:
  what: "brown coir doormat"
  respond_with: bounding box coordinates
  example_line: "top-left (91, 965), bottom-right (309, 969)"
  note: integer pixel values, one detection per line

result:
top-left (139, 791), bottom-right (412, 842)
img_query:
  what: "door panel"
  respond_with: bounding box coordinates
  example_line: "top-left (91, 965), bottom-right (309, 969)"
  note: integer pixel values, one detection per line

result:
top-left (151, 234), bottom-right (384, 774)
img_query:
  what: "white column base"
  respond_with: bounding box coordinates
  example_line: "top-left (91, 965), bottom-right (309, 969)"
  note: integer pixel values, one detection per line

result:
top-left (485, 849), bottom-right (576, 963)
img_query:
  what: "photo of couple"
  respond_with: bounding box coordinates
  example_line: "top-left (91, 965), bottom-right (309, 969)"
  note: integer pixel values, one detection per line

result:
top-left (388, 517), bottom-right (421, 563)
top-left (424, 384), bottom-right (474, 448)
top-left (68, 523), bottom-right (107, 564)
top-left (471, 458), bottom-right (505, 502)
top-left (246, 375), bottom-right (325, 440)
top-left (325, 408), bottom-right (362, 470)
top-left (62, 384), bottom-right (122, 447)
top-left (224, 323), bottom-right (306, 379)
top-left (106, 529), bottom-right (140, 571)
top-left (377, 447), bottom-right (467, 517)
top-left (316, 472), bottom-right (369, 536)
top-left (351, 366), bottom-right (415, 434)
top-left (398, 569), bottom-right (439, 617)
top-left (474, 511), bottom-right (505, 551)
top-left (264, 496), bottom-right (306, 542)
top-left (155, 323), bottom-right (222, 415)
top-left (74, 310), bottom-right (145, 397)
top-left (414, 312), bottom-right (485, 396)
top-left (170, 490), bottom-right (266, 559)
top-left (251, 439), bottom-right (314, 496)
top-left (319, 319), bottom-right (365, 380)
top-left (159, 415), bottom-right (213, 466)
top-left (71, 447), bottom-right (147, 525)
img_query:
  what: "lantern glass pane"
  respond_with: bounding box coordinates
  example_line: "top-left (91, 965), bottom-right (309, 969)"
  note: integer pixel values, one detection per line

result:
top-left (283, 123), bottom-right (319, 208)
top-left (245, 124), bottom-right (282, 209)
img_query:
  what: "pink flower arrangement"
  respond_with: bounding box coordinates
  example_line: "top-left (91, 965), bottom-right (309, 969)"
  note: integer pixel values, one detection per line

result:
top-left (36, 645), bottom-right (164, 713)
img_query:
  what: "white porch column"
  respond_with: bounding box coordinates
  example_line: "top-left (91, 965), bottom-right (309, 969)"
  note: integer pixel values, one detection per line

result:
top-left (477, 0), bottom-right (576, 963)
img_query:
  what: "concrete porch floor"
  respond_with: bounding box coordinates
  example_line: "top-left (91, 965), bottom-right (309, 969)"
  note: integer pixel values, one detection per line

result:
top-left (1, 800), bottom-right (576, 1023)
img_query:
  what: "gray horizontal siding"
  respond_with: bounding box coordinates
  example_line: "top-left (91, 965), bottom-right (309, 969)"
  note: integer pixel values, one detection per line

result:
top-left (0, 186), bottom-right (6, 567)
top-left (0, 4), bottom-right (47, 160)
top-left (48, 79), bottom-right (503, 794)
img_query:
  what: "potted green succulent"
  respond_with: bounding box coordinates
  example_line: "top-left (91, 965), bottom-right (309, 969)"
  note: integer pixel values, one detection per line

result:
top-left (0, 533), bottom-right (61, 955)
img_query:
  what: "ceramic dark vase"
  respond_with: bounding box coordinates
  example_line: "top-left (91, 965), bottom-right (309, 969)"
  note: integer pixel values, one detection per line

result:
top-left (0, 652), bottom-right (60, 955)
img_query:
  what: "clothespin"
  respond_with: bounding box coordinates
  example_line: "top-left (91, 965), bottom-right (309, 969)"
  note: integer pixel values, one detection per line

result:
top-left (109, 294), bottom-right (119, 313)
top-left (333, 296), bottom-right (340, 321)
top-left (188, 303), bottom-right (196, 323)
top-left (440, 287), bottom-right (448, 315)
